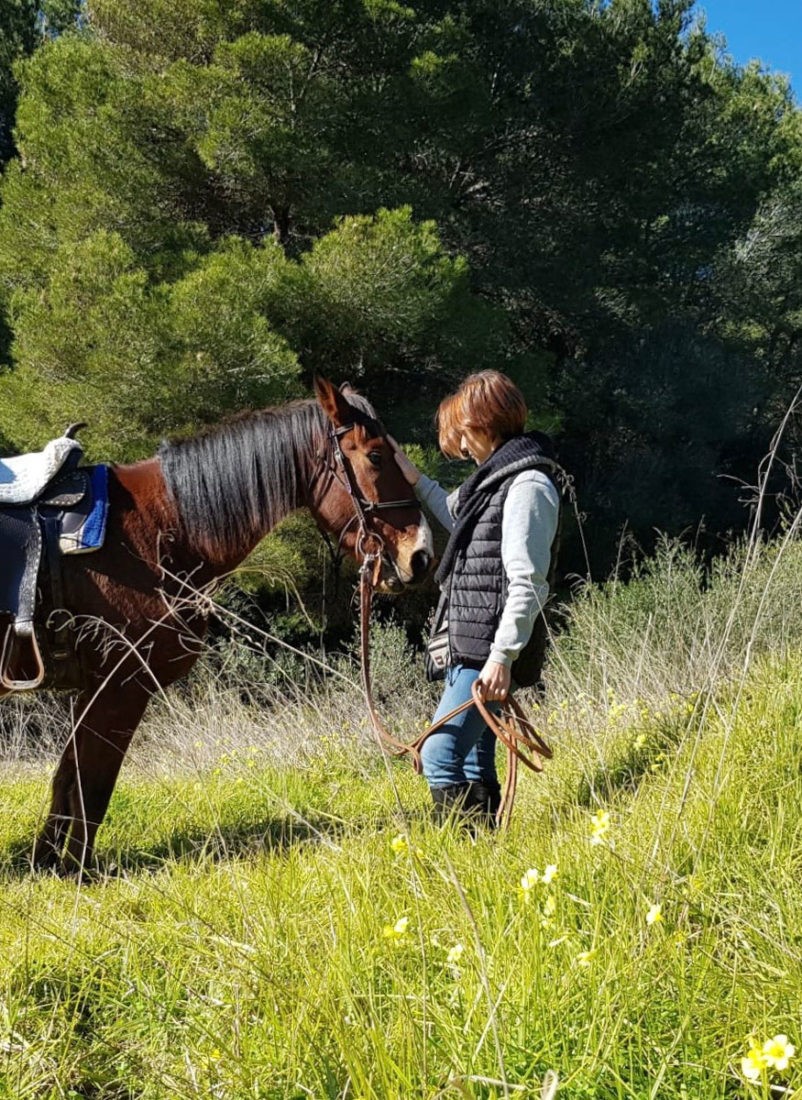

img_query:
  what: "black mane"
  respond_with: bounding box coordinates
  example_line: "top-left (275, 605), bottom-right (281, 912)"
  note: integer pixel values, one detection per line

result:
top-left (158, 391), bottom-right (380, 560)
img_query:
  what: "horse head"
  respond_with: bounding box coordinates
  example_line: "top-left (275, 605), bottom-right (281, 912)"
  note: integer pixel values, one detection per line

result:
top-left (311, 377), bottom-right (433, 592)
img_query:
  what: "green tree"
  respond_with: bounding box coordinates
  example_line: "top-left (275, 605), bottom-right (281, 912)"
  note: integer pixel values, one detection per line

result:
top-left (0, 1), bottom-right (36, 167)
top-left (0, 0), bottom-right (801, 568)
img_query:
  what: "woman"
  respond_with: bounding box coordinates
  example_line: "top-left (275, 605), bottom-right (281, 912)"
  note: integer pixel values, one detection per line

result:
top-left (392, 371), bottom-right (561, 825)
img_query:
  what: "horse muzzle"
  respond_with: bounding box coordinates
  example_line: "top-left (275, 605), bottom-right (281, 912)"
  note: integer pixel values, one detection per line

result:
top-left (378, 546), bottom-right (434, 592)
top-left (358, 511), bottom-right (433, 592)
top-left (382, 514), bottom-right (433, 589)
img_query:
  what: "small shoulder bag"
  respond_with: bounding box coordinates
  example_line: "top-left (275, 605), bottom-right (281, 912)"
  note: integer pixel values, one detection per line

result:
top-left (424, 595), bottom-right (449, 682)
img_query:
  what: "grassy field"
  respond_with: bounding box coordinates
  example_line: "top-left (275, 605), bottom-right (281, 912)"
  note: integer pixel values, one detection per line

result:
top-left (2, 539), bottom-right (802, 1099)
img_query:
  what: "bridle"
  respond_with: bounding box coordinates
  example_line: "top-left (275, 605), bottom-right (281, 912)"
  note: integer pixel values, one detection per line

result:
top-left (310, 420), bottom-right (418, 577)
top-left (312, 417), bottom-right (552, 828)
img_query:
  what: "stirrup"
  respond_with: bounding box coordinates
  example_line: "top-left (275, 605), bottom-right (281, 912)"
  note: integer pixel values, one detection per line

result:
top-left (0, 626), bottom-right (46, 691)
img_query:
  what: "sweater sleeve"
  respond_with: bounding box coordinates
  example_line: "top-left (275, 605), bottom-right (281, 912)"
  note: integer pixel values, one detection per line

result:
top-left (415, 473), bottom-right (458, 533)
top-left (488, 470), bottom-right (560, 668)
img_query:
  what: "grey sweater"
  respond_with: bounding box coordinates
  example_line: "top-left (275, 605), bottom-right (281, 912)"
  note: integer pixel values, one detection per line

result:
top-left (416, 470), bottom-right (560, 667)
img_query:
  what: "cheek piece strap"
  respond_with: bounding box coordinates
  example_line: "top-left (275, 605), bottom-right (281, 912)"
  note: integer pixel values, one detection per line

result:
top-left (311, 422), bottom-right (419, 570)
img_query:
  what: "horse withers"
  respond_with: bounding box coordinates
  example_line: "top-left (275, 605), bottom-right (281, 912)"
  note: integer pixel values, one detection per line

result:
top-left (1, 377), bottom-right (433, 874)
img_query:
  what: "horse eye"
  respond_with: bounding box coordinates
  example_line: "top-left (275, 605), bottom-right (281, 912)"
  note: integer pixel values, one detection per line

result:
top-left (367, 451), bottom-right (382, 468)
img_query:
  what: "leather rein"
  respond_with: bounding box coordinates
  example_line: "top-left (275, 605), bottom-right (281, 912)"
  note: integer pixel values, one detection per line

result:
top-left (317, 420), bottom-right (553, 828)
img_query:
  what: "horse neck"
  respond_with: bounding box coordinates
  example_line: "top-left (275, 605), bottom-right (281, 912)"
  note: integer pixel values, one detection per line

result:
top-left (158, 402), bottom-right (325, 576)
top-left (225, 426), bottom-right (320, 567)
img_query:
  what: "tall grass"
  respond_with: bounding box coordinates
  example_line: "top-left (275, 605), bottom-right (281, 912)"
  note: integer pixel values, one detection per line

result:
top-left (2, 537), bottom-right (802, 1098)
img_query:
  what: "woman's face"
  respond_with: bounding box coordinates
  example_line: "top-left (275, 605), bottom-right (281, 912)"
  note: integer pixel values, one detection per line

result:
top-left (459, 426), bottom-right (499, 465)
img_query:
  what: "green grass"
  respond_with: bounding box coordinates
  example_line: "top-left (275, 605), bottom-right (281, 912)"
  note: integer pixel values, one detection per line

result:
top-left (3, 538), bottom-right (802, 1098)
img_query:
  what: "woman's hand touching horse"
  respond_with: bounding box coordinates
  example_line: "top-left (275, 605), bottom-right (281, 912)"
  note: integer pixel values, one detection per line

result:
top-left (388, 435), bottom-right (421, 487)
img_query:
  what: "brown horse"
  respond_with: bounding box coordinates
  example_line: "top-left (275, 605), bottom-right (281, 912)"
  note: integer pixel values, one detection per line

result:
top-left (3, 378), bottom-right (432, 873)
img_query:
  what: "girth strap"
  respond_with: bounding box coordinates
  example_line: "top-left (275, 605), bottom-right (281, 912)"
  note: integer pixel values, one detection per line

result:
top-left (41, 512), bottom-right (72, 664)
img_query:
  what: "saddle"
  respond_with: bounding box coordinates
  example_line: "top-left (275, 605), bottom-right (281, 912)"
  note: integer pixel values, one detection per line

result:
top-left (0, 425), bottom-right (109, 691)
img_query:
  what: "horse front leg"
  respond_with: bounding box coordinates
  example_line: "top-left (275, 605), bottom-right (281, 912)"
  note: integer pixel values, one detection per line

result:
top-left (33, 683), bottom-right (152, 874)
top-left (31, 735), bottom-right (76, 870)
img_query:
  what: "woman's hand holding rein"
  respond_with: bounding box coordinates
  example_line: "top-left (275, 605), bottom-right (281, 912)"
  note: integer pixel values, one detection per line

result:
top-left (477, 659), bottom-right (511, 702)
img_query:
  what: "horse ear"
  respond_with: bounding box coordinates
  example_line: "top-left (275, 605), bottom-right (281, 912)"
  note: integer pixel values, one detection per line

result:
top-left (313, 375), bottom-right (352, 426)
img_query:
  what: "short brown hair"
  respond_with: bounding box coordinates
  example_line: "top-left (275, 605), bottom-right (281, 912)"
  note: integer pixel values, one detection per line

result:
top-left (436, 371), bottom-right (527, 459)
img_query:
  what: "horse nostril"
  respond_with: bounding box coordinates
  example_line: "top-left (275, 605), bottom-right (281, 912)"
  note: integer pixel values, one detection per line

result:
top-left (410, 549), bottom-right (432, 581)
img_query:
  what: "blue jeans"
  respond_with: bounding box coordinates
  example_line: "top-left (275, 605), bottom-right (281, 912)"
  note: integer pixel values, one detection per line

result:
top-left (421, 665), bottom-right (501, 788)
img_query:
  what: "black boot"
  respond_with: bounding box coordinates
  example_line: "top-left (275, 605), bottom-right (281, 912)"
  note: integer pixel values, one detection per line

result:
top-left (465, 779), bottom-right (502, 829)
top-left (430, 783), bottom-right (472, 825)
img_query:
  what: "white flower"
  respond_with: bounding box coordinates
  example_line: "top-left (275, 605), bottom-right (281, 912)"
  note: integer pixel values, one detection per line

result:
top-left (645, 903), bottom-right (663, 925)
top-left (520, 868), bottom-right (540, 892)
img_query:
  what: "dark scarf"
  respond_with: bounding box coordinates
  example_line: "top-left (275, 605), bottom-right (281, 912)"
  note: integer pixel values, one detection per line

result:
top-left (434, 431), bottom-right (557, 586)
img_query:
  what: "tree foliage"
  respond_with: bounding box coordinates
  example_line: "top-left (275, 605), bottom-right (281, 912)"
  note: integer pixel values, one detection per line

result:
top-left (0, 0), bottom-right (800, 570)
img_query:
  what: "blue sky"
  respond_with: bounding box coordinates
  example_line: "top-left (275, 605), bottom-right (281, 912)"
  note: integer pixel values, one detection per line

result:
top-left (693, 1), bottom-right (802, 96)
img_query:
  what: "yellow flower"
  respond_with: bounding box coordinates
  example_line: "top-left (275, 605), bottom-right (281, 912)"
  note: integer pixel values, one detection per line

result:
top-left (633, 733), bottom-right (647, 749)
top-left (382, 915), bottom-right (411, 941)
top-left (576, 949), bottom-right (596, 966)
top-left (741, 1043), bottom-right (768, 1081)
top-left (589, 809), bottom-right (610, 845)
top-left (390, 834), bottom-right (408, 855)
top-left (520, 867), bottom-right (540, 892)
top-left (542, 863), bottom-right (558, 884)
top-left (446, 943), bottom-right (464, 966)
top-left (762, 1034), bottom-right (795, 1071)
top-left (542, 894), bottom-right (557, 917)
top-left (645, 903), bottom-right (663, 925)
top-left (649, 751), bottom-right (667, 771)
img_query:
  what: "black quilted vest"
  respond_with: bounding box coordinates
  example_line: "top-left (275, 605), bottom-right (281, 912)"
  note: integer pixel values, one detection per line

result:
top-left (434, 432), bottom-right (560, 683)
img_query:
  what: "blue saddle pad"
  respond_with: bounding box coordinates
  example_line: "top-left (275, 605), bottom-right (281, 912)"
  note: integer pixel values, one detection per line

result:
top-left (59, 465), bottom-right (109, 554)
